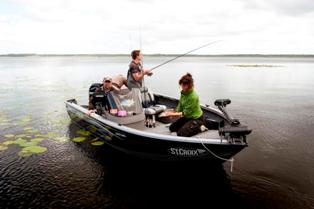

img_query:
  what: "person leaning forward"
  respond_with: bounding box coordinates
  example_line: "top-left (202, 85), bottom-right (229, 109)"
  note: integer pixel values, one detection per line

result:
top-left (166, 73), bottom-right (206, 137)
top-left (87, 76), bottom-right (116, 115)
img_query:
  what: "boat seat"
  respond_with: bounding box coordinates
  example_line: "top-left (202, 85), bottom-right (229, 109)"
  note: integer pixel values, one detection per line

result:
top-left (144, 105), bottom-right (167, 116)
top-left (140, 87), bottom-right (167, 115)
top-left (214, 99), bottom-right (231, 107)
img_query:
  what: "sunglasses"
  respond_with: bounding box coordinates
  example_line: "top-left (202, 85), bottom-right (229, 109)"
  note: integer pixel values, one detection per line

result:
top-left (104, 80), bottom-right (111, 83)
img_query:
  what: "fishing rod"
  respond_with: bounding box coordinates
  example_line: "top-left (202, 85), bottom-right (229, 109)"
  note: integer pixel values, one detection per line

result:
top-left (150, 40), bottom-right (221, 71)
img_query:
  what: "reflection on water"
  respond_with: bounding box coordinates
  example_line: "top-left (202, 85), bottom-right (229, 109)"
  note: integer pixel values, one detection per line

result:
top-left (0, 56), bottom-right (314, 209)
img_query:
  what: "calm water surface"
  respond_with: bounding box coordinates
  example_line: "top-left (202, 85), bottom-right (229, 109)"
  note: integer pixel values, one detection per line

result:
top-left (0, 56), bottom-right (314, 209)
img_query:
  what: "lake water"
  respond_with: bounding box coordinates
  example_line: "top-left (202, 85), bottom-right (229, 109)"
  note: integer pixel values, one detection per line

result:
top-left (0, 55), bottom-right (314, 209)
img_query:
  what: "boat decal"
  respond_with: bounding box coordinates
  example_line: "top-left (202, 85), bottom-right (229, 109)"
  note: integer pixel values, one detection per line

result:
top-left (168, 148), bottom-right (207, 157)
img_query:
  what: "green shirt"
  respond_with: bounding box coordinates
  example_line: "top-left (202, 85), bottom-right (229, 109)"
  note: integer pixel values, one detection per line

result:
top-left (176, 89), bottom-right (203, 119)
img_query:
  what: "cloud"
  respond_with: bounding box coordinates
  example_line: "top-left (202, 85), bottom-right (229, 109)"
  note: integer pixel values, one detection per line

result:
top-left (0, 0), bottom-right (313, 54)
top-left (245, 0), bottom-right (314, 16)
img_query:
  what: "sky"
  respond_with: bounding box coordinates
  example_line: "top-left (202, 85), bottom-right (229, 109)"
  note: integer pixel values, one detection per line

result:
top-left (0, 0), bottom-right (313, 54)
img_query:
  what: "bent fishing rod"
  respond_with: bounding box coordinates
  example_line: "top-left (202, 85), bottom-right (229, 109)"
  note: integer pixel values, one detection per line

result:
top-left (150, 40), bottom-right (221, 71)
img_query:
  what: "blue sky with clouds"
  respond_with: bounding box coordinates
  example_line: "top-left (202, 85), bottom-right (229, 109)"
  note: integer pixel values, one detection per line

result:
top-left (0, 0), bottom-right (313, 54)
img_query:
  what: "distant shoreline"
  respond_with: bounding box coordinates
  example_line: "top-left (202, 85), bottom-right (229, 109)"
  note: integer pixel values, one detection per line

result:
top-left (1, 53), bottom-right (314, 58)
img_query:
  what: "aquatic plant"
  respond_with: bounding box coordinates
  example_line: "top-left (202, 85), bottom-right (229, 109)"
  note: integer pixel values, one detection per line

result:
top-left (76, 129), bottom-right (91, 136)
top-left (229, 64), bottom-right (283, 68)
top-left (91, 141), bottom-right (104, 146)
top-left (54, 136), bottom-right (69, 143)
top-left (19, 115), bottom-right (32, 123)
top-left (18, 145), bottom-right (47, 157)
top-left (72, 137), bottom-right (86, 142)
top-left (0, 145), bottom-right (8, 151)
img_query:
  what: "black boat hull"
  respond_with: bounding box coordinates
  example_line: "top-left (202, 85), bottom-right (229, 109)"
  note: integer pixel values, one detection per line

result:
top-left (66, 98), bottom-right (248, 162)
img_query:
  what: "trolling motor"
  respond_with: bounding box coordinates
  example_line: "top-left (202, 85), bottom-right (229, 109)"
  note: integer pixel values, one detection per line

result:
top-left (214, 99), bottom-right (252, 141)
top-left (214, 99), bottom-right (240, 126)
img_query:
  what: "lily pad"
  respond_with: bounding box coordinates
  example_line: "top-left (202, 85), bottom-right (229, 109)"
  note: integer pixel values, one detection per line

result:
top-left (76, 129), bottom-right (91, 136)
top-left (3, 140), bottom-right (15, 145)
top-left (26, 129), bottom-right (40, 134)
top-left (20, 115), bottom-right (32, 123)
top-left (23, 127), bottom-right (33, 131)
top-left (22, 145), bottom-right (47, 153)
top-left (104, 135), bottom-right (112, 141)
top-left (15, 134), bottom-right (28, 138)
top-left (17, 150), bottom-right (32, 157)
top-left (43, 132), bottom-right (58, 138)
top-left (14, 138), bottom-right (31, 147)
top-left (4, 134), bottom-right (15, 138)
top-left (55, 118), bottom-right (70, 125)
top-left (0, 145), bottom-right (8, 151)
top-left (19, 141), bottom-right (38, 147)
top-left (91, 137), bottom-right (99, 142)
top-left (30, 138), bottom-right (44, 143)
top-left (87, 125), bottom-right (98, 132)
top-left (91, 141), bottom-right (104, 146)
top-left (72, 137), bottom-right (86, 142)
top-left (0, 116), bottom-right (9, 123)
top-left (55, 136), bottom-right (69, 143)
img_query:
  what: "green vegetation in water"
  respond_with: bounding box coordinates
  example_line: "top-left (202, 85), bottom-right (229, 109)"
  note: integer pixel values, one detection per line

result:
top-left (103, 135), bottom-right (112, 141)
top-left (3, 140), bottom-right (16, 145)
top-left (15, 138), bottom-right (37, 147)
top-left (76, 129), bottom-right (91, 136)
top-left (31, 138), bottom-right (44, 143)
top-left (19, 115), bottom-right (32, 123)
top-left (18, 146), bottom-right (47, 157)
top-left (87, 125), bottom-right (98, 133)
top-left (229, 64), bottom-right (283, 68)
top-left (0, 135), bottom-right (48, 157)
top-left (0, 145), bottom-right (8, 151)
top-left (54, 136), bottom-right (69, 143)
top-left (0, 113), bottom-right (10, 125)
top-left (36, 132), bottom-right (59, 138)
top-left (0, 114), bottom-right (104, 156)
top-left (54, 118), bottom-right (71, 126)
top-left (23, 145), bottom-right (47, 153)
top-left (0, 113), bottom-right (75, 157)
top-left (15, 134), bottom-right (28, 138)
top-left (91, 141), bottom-right (104, 146)
top-left (26, 129), bottom-right (40, 133)
top-left (23, 127), bottom-right (33, 131)
top-left (72, 137), bottom-right (86, 142)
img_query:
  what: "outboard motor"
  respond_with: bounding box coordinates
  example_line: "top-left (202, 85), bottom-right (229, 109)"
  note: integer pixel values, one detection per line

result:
top-left (92, 92), bottom-right (108, 115)
top-left (89, 83), bottom-right (103, 97)
top-left (214, 99), bottom-right (252, 142)
top-left (89, 83), bottom-right (107, 115)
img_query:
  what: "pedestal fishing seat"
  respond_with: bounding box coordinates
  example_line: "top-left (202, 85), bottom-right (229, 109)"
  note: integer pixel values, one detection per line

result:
top-left (141, 87), bottom-right (167, 127)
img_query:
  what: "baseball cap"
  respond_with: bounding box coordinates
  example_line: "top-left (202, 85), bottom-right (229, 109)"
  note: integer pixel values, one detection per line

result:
top-left (103, 76), bottom-right (112, 82)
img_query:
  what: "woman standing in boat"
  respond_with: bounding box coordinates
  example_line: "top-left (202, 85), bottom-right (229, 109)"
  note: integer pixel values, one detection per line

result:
top-left (167, 73), bottom-right (205, 137)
